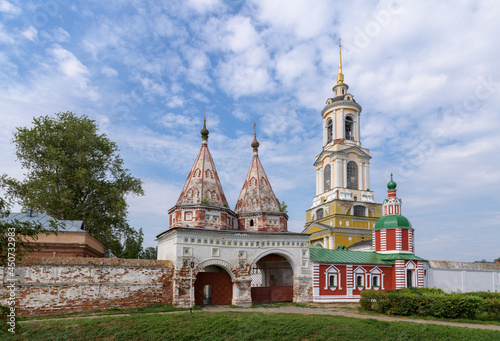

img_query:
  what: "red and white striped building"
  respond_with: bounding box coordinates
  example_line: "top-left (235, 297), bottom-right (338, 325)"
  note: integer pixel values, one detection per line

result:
top-left (310, 175), bottom-right (428, 302)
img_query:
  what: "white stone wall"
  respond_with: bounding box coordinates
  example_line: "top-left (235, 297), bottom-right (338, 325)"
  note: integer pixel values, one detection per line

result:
top-left (428, 260), bottom-right (500, 293)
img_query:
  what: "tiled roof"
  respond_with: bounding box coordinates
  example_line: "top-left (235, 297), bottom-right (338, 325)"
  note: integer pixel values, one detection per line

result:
top-left (309, 245), bottom-right (427, 264)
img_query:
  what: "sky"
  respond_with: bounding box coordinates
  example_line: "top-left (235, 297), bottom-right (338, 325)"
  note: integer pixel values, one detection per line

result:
top-left (1, 0), bottom-right (499, 262)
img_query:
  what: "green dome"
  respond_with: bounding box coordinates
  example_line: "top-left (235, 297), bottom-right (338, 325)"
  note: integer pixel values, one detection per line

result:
top-left (387, 173), bottom-right (397, 190)
top-left (374, 215), bottom-right (412, 230)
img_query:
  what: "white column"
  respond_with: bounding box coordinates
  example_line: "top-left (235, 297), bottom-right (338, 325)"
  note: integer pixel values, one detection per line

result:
top-left (333, 109), bottom-right (337, 140)
top-left (340, 108), bottom-right (345, 139)
top-left (342, 159), bottom-right (347, 188)
top-left (329, 235), bottom-right (334, 250)
top-left (356, 111), bottom-right (361, 143)
top-left (336, 159), bottom-right (342, 188)
top-left (323, 120), bottom-right (327, 146)
top-left (365, 163), bottom-right (370, 190)
top-left (316, 169), bottom-right (320, 195)
top-left (319, 167), bottom-right (324, 194)
top-left (323, 237), bottom-right (328, 248)
top-left (330, 160), bottom-right (335, 188)
top-left (360, 162), bottom-right (365, 190)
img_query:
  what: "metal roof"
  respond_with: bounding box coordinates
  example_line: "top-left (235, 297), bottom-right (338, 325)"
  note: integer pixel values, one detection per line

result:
top-left (309, 245), bottom-right (427, 264)
top-left (0, 212), bottom-right (84, 232)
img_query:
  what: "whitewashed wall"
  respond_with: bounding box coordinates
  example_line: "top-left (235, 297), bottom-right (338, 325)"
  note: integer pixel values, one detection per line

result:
top-left (428, 260), bottom-right (500, 293)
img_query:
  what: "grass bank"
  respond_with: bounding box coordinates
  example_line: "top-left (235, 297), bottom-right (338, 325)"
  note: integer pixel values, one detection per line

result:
top-left (6, 311), bottom-right (500, 340)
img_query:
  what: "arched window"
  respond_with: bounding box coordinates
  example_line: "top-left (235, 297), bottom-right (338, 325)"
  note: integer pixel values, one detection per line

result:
top-left (345, 116), bottom-right (354, 140)
top-left (347, 161), bottom-right (358, 190)
top-left (323, 164), bottom-right (331, 191)
top-left (354, 205), bottom-right (365, 217)
top-left (316, 208), bottom-right (324, 220)
top-left (326, 119), bottom-right (333, 143)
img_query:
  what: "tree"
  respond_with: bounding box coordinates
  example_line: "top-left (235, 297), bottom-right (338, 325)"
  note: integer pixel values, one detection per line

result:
top-left (0, 197), bottom-right (60, 266)
top-left (1, 112), bottom-right (144, 256)
top-left (141, 247), bottom-right (157, 260)
top-left (280, 201), bottom-right (288, 214)
top-left (120, 228), bottom-right (144, 259)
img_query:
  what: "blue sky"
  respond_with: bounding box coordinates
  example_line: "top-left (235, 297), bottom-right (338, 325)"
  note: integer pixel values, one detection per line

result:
top-left (1, 0), bottom-right (499, 262)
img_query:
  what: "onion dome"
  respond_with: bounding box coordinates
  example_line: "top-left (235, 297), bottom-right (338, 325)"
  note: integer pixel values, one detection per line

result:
top-left (374, 215), bottom-right (412, 230)
top-left (251, 123), bottom-right (260, 149)
top-left (200, 118), bottom-right (209, 140)
top-left (387, 173), bottom-right (397, 190)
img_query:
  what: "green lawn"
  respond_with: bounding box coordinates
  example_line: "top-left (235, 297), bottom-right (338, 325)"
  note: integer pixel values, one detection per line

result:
top-left (6, 311), bottom-right (500, 341)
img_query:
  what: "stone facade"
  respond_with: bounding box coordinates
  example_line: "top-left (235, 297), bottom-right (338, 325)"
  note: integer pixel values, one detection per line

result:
top-left (157, 227), bottom-right (312, 307)
top-left (0, 257), bottom-right (174, 315)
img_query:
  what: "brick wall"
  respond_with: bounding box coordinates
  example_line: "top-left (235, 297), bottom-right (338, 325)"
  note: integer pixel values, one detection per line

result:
top-left (1, 257), bottom-right (174, 316)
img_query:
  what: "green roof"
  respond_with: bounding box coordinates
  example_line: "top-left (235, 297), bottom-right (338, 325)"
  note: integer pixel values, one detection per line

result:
top-left (378, 253), bottom-right (427, 262)
top-left (374, 215), bottom-right (412, 230)
top-left (309, 245), bottom-right (427, 264)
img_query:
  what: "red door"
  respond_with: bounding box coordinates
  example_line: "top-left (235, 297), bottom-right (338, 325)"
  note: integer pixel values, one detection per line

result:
top-left (194, 272), bottom-right (232, 306)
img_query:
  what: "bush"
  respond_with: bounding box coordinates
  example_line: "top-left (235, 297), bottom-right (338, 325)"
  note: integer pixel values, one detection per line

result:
top-left (486, 299), bottom-right (500, 320)
top-left (360, 288), bottom-right (487, 320)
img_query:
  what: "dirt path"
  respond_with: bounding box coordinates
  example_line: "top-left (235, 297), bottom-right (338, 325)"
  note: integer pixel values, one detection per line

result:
top-left (21, 305), bottom-right (500, 331)
top-left (202, 306), bottom-right (500, 331)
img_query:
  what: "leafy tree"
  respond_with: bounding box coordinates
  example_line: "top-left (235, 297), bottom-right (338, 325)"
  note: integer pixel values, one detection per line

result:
top-left (280, 201), bottom-right (288, 214)
top-left (141, 246), bottom-right (157, 260)
top-left (120, 227), bottom-right (144, 259)
top-left (0, 197), bottom-right (60, 266)
top-left (1, 112), bottom-right (144, 256)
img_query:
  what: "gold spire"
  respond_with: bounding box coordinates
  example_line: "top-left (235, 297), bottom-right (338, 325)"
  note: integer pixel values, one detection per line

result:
top-left (337, 38), bottom-right (344, 84)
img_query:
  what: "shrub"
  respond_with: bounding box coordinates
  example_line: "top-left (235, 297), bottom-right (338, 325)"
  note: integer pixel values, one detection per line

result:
top-left (359, 288), bottom-right (487, 320)
top-left (486, 299), bottom-right (500, 320)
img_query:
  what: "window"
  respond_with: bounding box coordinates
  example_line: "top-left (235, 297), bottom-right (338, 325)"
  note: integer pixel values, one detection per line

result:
top-left (329, 274), bottom-right (337, 287)
top-left (347, 161), bottom-right (358, 190)
top-left (345, 116), bottom-right (354, 140)
top-left (316, 208), bottom-right (324, 220)
top-left (372, 275), bottom-right (379, 288)
top-left (323, 164), bottom-right (331, 191)
top-left (325, 265), bottom-right (341, 290)
top-left (250, 219), bottom-right (254, 227)
top-left (353, 205), bottom-right (365, 217)
top-left (326, 119), bottom-right (333, 143)
top-left (355, 266), bottom-right (366, 289)
top-left (356, 275), bottom-right (364, 288)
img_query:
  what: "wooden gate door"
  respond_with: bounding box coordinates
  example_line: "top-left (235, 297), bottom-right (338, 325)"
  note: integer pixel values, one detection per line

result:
top-left (194, 272), bottom-right (232, 306)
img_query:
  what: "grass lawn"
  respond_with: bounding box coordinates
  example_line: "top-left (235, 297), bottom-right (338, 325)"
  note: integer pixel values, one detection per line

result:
top-left (5, 311), bottom-right (500, 341)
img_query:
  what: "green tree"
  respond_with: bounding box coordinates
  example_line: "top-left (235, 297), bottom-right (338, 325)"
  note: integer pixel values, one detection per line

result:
top-left (120, 227), bottom-right (144, 259)
top-left (280, 201), bottom-right (288, 214)
top-left (141, 246), bottom-right (157, 260)
top-left (0, 197), bottom-right (60, 266)
top-left (1, 112), bottom-right (144, 256)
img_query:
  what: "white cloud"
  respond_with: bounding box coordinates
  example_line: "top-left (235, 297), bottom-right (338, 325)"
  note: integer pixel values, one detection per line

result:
top-left (0, 0), bottom-right (20, 15)
top-left (0, 23), bottom-right (14, 43)
top-left (101, 66), bottom-right (118, 77)
top-left (49, 44), bottom-right (88, 78)
top-left (186, 0), bottom-right (223, 14)
top-left (251, 0), bottom-right (332, 39)
top-left (21, 26), bottom-right (37, 41)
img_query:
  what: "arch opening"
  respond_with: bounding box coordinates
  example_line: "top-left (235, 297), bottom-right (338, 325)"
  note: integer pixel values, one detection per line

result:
top-left (194, 265), bottom-right (232, 306)
top-left (250, 254), bottom-right (293, 304)
top-left (345, 116), bottom-right (354, 140)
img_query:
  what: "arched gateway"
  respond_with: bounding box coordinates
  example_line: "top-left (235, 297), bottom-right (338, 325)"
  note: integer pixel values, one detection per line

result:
top-left (156, 122), bottom-right (313, 307)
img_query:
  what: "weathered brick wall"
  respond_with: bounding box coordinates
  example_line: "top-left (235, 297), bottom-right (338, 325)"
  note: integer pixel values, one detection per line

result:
top-left (1, 257), bottom-right (174, 316)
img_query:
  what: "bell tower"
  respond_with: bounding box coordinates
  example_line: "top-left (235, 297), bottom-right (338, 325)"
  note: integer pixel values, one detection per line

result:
top-left (303, 40), bottom-right (382, 250)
